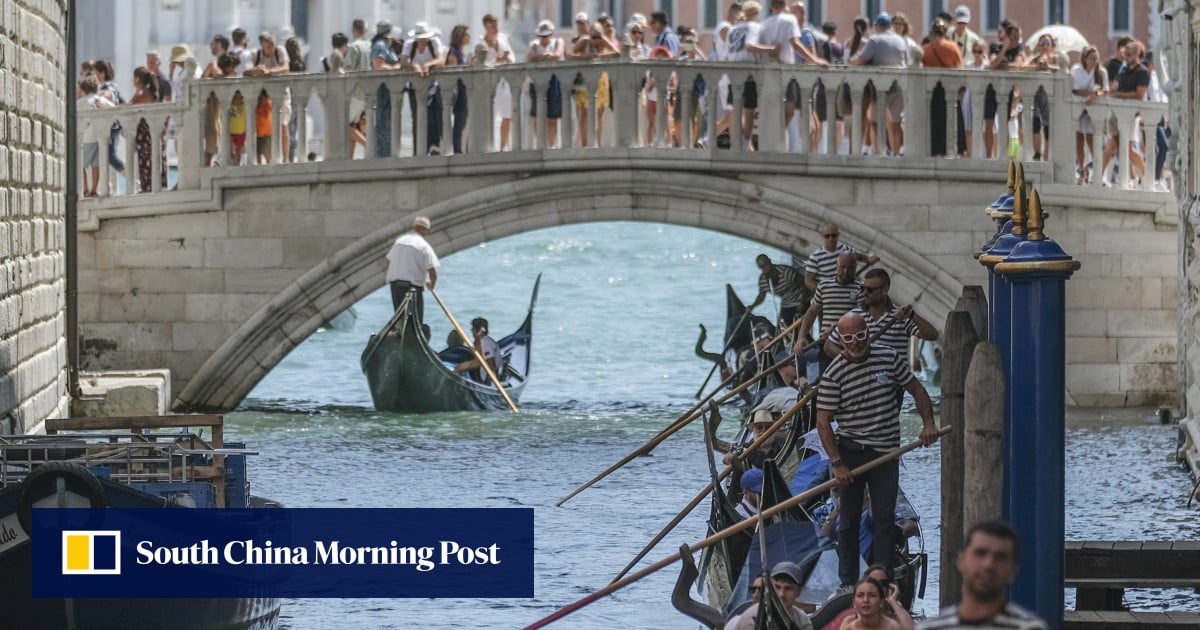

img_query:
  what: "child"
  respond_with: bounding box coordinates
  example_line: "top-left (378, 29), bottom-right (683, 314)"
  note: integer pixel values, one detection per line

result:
top-left (255, 89), bottom-right (273, 164)
top-left (229, 90), bottom-right (247, 165)
top-left (77, 75), bottom-right (115, 197)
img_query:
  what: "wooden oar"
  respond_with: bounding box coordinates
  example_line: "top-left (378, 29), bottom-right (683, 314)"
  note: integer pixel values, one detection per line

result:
top-left (555, 317), bottom-right (806, 507)
top-left (428, 288), bottom-right (519, 413)
top-left (610, 385), bottom-right (817, 582)
top-left (523, 425), bottom-right (952, 630)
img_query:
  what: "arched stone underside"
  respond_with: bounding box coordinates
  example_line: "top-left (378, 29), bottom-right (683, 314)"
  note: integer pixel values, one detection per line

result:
top-left (173, 170), bottom-right (964, 411)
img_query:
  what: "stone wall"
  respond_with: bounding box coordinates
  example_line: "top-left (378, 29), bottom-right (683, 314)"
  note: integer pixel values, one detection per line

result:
top-left (0, 0), bottom-right (69, 433)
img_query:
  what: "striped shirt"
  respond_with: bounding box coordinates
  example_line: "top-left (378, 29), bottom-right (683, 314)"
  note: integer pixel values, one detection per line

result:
top-left (758, 264), bottom-right (807, 308)
top-left (817, 344), bottom-right (912, 449)
top-left (830, 306), bottom-right (919, 355)
top-left (798, 242), bottom-right (857, 283)
top-left (812, 279), bottom-right (863, 336)
top-left (919, 602), bottom-right (1048, 630)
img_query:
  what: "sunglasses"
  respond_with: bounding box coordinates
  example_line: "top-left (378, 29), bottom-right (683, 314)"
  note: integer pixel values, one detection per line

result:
top-left (822, 233), bottom-right (839, 239)
top-left (840, 329), bottom-right (869, 342)
top-left (862, 285), bottom-right (884, 293)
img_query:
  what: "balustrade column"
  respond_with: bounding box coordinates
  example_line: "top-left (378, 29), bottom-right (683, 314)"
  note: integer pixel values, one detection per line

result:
top-left (414, 81), bottom-right (428, 157)
top-left (219, 90), bottom-right (233, 166)
top-left (614, 66), bottom-right (637, 149)
top-left (680, 70), bottom-right (694, 149)
top-left (150, 115), bottom-right (163, 192)
top-left (970, 86), bottom-right (987, 159)
top-left (1049, 82), bottom-right (1075, 184)
top-left (322, 83), bottom-right (348, 161)
top-left (944, 82), bottom-right (957, 158)
top-left (297, 96), bottom-right (308, 162)
top-left (122, 115), bottom-right (136, 192)
top-left (729, 79), bottom-right (743, 152)
top-left (757, 69), bottom-right (783, 153)
top-left (511, 77), bottom-right (525, 151)
top-left (848, 80), bottom-right (863, 156)
top-left (535, 79), bottom-right (549, 150)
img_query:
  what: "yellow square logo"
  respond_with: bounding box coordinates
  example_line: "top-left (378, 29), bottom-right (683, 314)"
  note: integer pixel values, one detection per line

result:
top-left (61, 530), bottom-right (121, 575)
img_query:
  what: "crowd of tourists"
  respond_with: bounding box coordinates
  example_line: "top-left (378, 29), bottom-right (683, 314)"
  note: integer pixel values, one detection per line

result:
top-left (76, 2), bottom-right (1171, 193)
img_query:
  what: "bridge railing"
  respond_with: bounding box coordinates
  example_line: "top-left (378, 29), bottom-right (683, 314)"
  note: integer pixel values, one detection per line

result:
top-left (75, 59), bottom-right (1168, 199)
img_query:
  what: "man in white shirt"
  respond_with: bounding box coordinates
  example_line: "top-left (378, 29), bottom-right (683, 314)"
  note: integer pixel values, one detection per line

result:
top-left (385, 216), bottom-right (440, 321)
top-left (752, 0), bottom-right (827, 151)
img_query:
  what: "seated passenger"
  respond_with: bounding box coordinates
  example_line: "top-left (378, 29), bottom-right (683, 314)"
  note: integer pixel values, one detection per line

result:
top-left (453, 317), bottom-right (501, 383)
top-left (733, 561), bottom-right (814, 630)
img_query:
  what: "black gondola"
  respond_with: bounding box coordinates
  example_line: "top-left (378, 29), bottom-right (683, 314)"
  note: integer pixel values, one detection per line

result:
top-left (361, 274), bottom-right (540, 413)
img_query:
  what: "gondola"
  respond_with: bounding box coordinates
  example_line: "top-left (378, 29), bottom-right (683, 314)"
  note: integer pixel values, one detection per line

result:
top-left (360, 274), bottom-right (540, 413)
top-left (676, 397), bottom-right (928, 629)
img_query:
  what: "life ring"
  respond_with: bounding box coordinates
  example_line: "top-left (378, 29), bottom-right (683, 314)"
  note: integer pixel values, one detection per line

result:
top-left (17, 462), bottom-right (107, 535)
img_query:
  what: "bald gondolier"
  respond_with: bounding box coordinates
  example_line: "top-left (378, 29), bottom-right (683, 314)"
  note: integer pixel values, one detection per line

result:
top-left (386, 216), bottom-right (440, 321)
top-left (816, 311), bottom-right (939, 591)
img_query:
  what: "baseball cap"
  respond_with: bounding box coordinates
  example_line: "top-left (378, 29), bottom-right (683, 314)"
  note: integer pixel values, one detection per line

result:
top-left (771, 561), bottom-right (803, 584)
top-left (413, 216), bottom-right (431, 230)
top-left (574, 11), bottom-right (589, 22)
top-left (874, 13), bottom-right (892, 28)
top-left (953, 5), bottom-right (971, 23)
top-left (536, 21), bottom-right (554, 36)
top-left (740, 468), bottom-right (764, 493)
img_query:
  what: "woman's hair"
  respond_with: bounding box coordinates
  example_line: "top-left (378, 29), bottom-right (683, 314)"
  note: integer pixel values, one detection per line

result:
top-left (133, 66), bottom-right (157, 99)
top-left (94, 59), bottom-right (115, 81)
top-left (892, 12), bottom-right (910, 36)
top-left (855, 576), bottom-right (886, 599)
top-left (1081, 46), bottom-right (1103, 86)
top-left (848, 18), bottom-right (869, 57)
top-left (449, 24), bottom-right (469, 50)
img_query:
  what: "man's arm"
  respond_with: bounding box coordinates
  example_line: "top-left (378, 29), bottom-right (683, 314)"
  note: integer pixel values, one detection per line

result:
top-left (791, 37), bottom-right (828, 66)
top-left (904, 378), bottom-right (939, 445)
top-left (816, 409), bottom-right (850, 486)
top-left (794, 305), bottom-right (819, 352)
top-left (426, 267), bottom-right (437, 290)
top-left (910, 310), bottom-right (939, 341)
top-left (1113, 84), bottom-right (1148, 100)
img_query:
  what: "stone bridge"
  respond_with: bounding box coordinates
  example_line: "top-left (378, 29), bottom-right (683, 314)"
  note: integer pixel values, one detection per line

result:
top-left (73, 59), bottom-right (1176, 411)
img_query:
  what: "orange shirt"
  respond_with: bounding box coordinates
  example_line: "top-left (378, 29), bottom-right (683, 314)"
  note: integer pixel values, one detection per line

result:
top-left (255, 94), bottom-right (273, 137)
top-left (922, 38), bottom-right (963, 68)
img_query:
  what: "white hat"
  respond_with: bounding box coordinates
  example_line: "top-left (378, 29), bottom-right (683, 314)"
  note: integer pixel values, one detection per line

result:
top-left (536, 21), bottom-right (554, 37)
top-left (574, 11), bottom-right (589, 22)
top-left (413, 216), bottom-right (431, 230)
top-left (954, 5), bottom-right (971, 23)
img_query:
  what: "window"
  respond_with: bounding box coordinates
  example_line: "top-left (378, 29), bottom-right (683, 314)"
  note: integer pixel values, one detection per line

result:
top-left (704, 0), bottom-right (718, 28)
top-left (1047, 0), bottom-right (1066, 24)
top-left (1110, 0), bottom-right (1132, 33)
top-left (927, 0), bottom-right (946, 20)
top-left (559, 0), bottom-right (572, 27)
top-left (808, 0), bottom-right (825, 27)
top-left (657, 0), bottom-right (677, 22)
top-left (981, 0), bottom-right (1003, 32)
top-left (865, 0), bottom-right (883, 20)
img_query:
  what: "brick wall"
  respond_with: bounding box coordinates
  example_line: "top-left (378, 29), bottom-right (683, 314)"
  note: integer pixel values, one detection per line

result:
top-left (0, 0), bottom-right (68, 434)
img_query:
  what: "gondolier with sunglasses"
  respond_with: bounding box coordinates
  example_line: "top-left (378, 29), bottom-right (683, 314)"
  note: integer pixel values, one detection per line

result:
top-left (385, 216), bottom-right (439, 322)
top-left (816, 311), bottom-right (939, 592)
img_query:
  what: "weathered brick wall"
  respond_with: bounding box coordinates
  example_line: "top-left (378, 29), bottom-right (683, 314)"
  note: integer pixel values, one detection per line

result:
top-left (0, 0), bottom-right (68, 433)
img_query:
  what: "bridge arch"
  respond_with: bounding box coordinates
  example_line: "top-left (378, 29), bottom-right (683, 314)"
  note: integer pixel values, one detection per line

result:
top-left (174, 169), bottom-right (962, 411)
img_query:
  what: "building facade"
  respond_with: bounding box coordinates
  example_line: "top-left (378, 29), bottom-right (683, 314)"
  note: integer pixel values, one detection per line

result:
top-left (1, 0), bottom-right (70, 433)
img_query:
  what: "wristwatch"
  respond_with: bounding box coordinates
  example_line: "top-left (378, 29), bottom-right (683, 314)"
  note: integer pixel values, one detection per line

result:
top-left (829, 458), bottom-right (843, 468)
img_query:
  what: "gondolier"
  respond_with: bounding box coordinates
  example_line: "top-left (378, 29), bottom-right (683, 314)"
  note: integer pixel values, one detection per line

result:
top-left (385, 216), bottom-right (439, 321)
top-left (816, 312), bottom-right (939, 591)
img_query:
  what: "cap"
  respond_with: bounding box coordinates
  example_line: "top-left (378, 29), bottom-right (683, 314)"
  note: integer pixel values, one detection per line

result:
top-left (537, 21), bottom-right (554, 36)
top-left (751, 409), bottom-right (775, 426)
top-left (170, 44), bottom-right (194, 63)
top-left (954, 5), bottom-right (971, 23)
top-left (874, 12), bottom-right (892, 28)
top-left (754, 387), bottom-right (798, 416)
top-left (771, 561), bottom-right (803, 584)
top-left (412, 28), bottom-right (435, 39)
top-left (740, 468), bottom-right (764, 493)
top-left (575, 11), bottom-right (589, 22)
top-left (377, 20), bottom-right (395, 36)
top-left (413, 216), bottom-right (431, 230)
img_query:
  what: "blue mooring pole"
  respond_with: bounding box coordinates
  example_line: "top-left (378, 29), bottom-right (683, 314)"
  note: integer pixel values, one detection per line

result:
top-left (978, 163), bottom-right (1026, 511)
top-left (994, 188), bottom-right (1080, 630)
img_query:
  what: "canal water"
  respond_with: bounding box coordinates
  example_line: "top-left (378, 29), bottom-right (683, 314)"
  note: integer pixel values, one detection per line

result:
top-left (229, 222), bottom-right (1197, 629)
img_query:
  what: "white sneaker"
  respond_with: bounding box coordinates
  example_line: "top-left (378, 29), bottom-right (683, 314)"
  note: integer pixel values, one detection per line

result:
top-left (1154, 180), bottom-right (1169, 192)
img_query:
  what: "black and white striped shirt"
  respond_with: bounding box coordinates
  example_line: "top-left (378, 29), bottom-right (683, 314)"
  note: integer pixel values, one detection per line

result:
top-left (918, 602), bottom-right (1048, 630)
top-left (817, 344), bottom-right (912, 449)
top-left (758, 264), bottom-right (808, 308)
top-left (798, 242), bottom-right (856, 283)
top-left (812, 279), bottom-right (863, 336)
top-left (829, 306), bottom-right (919, 355)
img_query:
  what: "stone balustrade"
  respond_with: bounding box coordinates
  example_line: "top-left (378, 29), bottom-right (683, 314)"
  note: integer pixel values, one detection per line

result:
top-left (76, 59), bottom-right (1169, 199)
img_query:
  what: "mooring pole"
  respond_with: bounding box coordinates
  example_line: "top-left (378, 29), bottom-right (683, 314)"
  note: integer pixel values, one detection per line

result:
top-left (993, 189), bottom-right (1080, 630)
top-left (976, 162), bottom-right (1027, 551)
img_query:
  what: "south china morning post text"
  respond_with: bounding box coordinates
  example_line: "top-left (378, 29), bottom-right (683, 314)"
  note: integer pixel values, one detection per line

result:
top-left (32, 508), bottom-right (534, 598)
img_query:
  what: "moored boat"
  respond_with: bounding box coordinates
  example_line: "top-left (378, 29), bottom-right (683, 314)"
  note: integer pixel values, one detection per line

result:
top-left (361, 274), bottom-right (540, 413)
top-left (0, 415), bottom-right (281, 630)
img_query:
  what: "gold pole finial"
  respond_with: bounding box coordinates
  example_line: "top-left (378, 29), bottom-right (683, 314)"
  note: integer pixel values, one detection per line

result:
top-left (1026, 188), bottom-right (1045, 241)
top-left (1011, 181), bottom-right (1027, 237)
top-left (1007, 160), bottom-right (1017, 192)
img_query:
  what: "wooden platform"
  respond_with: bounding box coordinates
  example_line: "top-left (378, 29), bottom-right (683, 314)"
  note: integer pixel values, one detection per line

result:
top-left (1065, 540), bottom-right (1200, 623)
top-left (1065, 610), bottom-right (1200, 629)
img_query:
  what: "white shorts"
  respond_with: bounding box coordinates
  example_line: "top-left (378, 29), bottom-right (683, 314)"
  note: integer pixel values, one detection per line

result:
top-left (494, 79), bottom-right (512, 119)
top-left (718, 75), bottom-right (732, 113)
top-left (348, 97), bottom-right (366, 124)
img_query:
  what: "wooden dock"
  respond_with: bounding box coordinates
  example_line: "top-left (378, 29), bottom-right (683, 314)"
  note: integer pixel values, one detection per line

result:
top-left (1063, 540), bottom-right (1200, 629)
